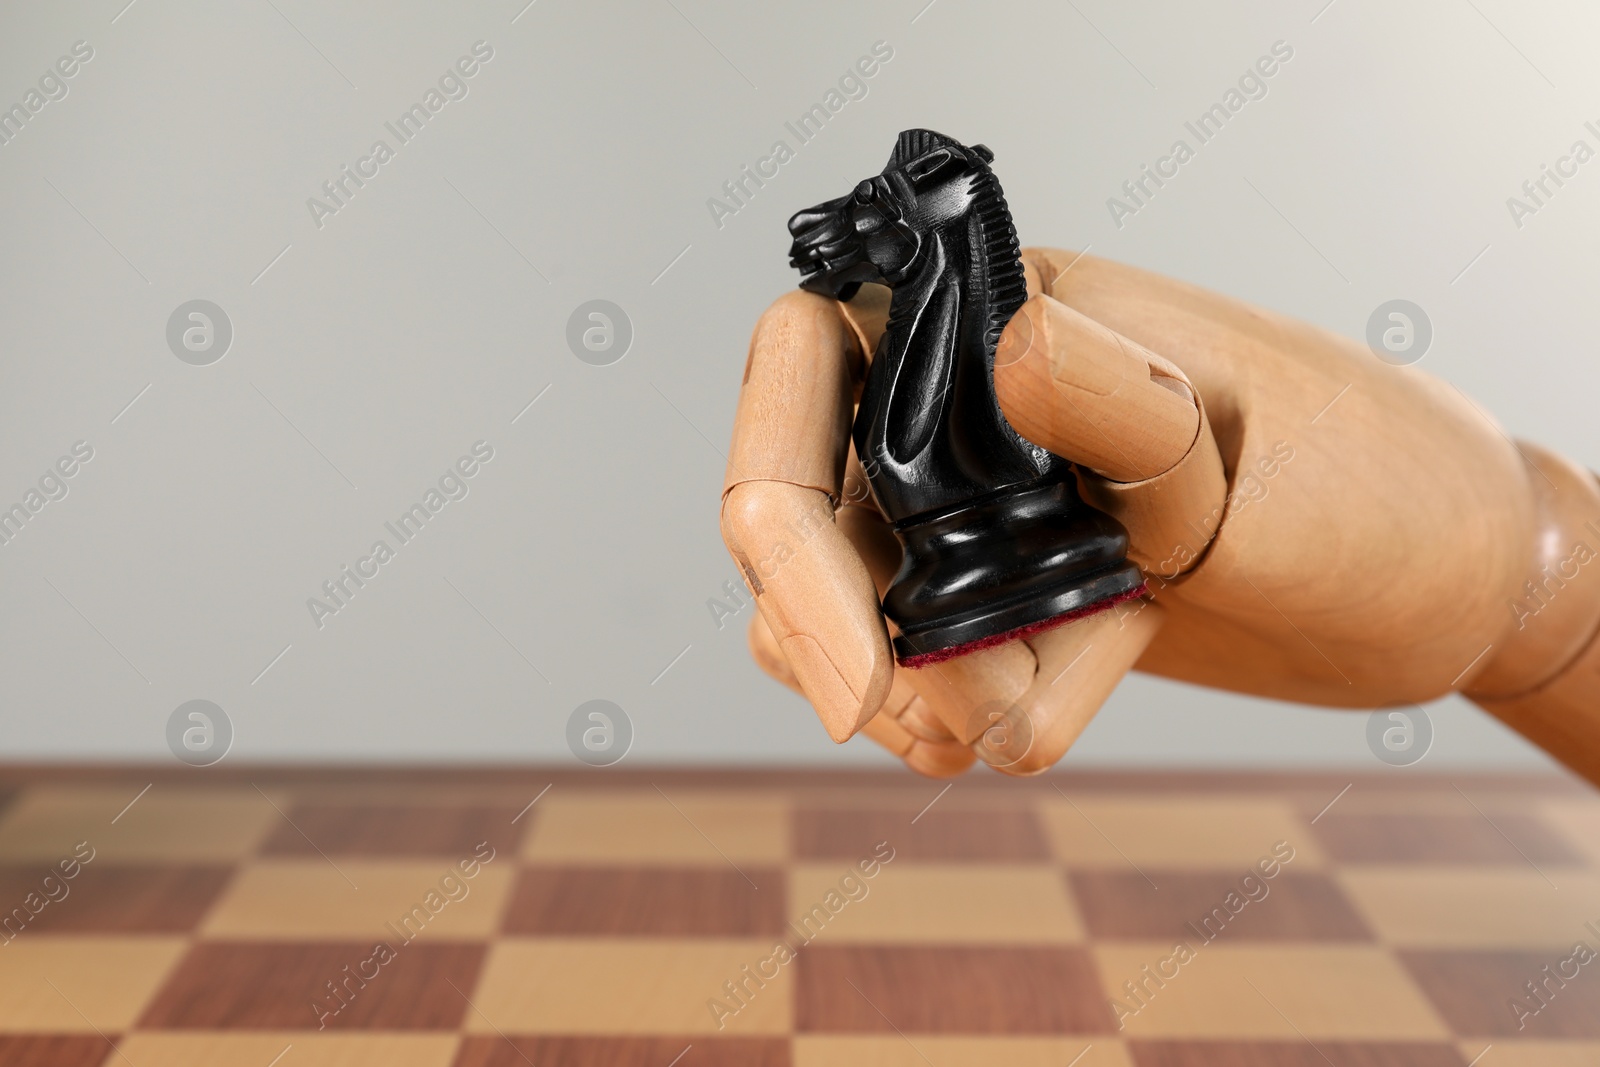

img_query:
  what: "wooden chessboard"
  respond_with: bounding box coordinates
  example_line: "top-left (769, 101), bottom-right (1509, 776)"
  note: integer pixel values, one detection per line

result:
top-left (0, 768), bottom-right (1596, 1066)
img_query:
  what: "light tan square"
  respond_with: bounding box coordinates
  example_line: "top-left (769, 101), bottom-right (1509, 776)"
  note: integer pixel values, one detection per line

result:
top-left (1544, 799), bottom-right (1600, 867)
top-left (794, 1036), bottom-right (1129, 1066)
top-left (113, 1032), bottom-right (459, 1066)
top-left (201, 859), bottom-right (512, 940)
top-left (788, 864), bottom-right (1081, 944)
top-left (1039, 795), bottom-right (1323, 870)
top-left (0, 937), bottom-right (187, 1030)
top-left (0, 786), bottom-right (277, 862)
top-left (0, 783), bottom-right (278, 870)
top-left (1094, 943), bottom-right (1448, 1038)
top-left (1340, 868), bottom-right (1600, 947)
top-left (1456, 1041), bottom-right (1600, 1066)
top-left (522, 791), bottom-right (787, 863)
top-left (468, 939), bottom-right (789, 1034)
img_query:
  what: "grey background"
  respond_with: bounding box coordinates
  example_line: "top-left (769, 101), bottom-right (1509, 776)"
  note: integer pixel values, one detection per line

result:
top-left (1, 0), bottom-right (1594, 769)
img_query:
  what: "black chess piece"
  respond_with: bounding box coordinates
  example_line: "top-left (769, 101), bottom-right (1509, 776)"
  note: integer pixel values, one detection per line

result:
top-left (787, 129), bottom-right (1145, 666)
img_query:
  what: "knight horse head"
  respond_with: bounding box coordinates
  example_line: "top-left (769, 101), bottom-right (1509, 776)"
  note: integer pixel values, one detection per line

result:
top-left (788, 130), bottom-right (1014, 302)
top-left (787, 129), bottom-right (1049, 523)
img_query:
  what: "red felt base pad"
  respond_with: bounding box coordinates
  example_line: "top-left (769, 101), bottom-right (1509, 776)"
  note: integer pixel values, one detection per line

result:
top-left (897, 583), bottom-right (1148, 669)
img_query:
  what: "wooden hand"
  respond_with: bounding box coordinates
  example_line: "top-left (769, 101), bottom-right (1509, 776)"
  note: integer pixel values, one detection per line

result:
top-left (721, 249), bottom-right (1600, 781)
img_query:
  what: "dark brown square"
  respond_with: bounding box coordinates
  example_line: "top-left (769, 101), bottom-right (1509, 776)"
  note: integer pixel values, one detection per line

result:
top-left (0, 865), bottom-right (231, 934)
top-left (797, 946), bottom-right (1113, 1033)
top-left (793, 807), bottom-right (1049, 862)
top-left (261, 803), bottom-right (525, 857)
top-left (1071, 871), bottom-right (1373, 942)
top-left (1310, 811), bottom-right (1583, 865)
top-left (139, 941), bottom-right (485, 1030)
top-left (1129, 1041), bottom-right (1468, 1066)
top-left (503, 867), bottom-right (784, 936)
top-left (1402, 949), bottom-right (1600, 1037)
top-left (0, 1036), bottom-right (119, 1067)
top-left (453, 1036), bottom-right (789, 1066)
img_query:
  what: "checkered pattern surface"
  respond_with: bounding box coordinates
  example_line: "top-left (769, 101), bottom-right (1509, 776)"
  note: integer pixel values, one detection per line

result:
top-left (0, 770), bottom-right (1596, 1066)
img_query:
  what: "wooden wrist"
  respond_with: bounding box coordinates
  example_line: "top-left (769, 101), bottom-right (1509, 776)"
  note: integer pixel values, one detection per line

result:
top-left (1463, 444), bottom-right (1600, 786)
top-left (1472, 623), bottom-right (1600, 785)
top-left (1463, 442), bottom-right (1600, 698)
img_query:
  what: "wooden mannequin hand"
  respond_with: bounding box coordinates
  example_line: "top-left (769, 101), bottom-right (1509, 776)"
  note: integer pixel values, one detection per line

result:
top-left (722, 249), bottom-right (1600, 779)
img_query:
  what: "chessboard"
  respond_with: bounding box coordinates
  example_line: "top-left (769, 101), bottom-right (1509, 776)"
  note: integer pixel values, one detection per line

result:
top-left (0, 767), bottom-right (1595, 1066)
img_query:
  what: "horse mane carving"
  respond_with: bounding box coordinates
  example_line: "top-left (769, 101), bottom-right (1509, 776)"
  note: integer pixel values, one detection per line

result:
top-left (885, 128), bottom-right (1028, 354)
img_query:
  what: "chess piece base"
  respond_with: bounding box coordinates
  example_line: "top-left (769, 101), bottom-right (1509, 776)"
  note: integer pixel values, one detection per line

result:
top-left (886, 478), bottom-right (1147, 667)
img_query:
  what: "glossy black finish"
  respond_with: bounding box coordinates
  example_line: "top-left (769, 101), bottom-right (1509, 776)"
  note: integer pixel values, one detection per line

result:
top-left (787, 130), bottom-right (1141, 661)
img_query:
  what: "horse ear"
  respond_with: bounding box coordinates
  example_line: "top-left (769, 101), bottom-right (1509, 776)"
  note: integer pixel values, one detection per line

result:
top-left (971, 144), bottom-right (994, 164)
top-left (888, 128), bottom-right (959, 168)
top-left (904, 149), bottom-right (957, 182)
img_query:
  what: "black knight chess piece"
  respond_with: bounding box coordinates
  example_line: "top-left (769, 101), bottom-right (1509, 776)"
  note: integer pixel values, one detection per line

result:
top-left (787, 129), bottom-right (1145, 666)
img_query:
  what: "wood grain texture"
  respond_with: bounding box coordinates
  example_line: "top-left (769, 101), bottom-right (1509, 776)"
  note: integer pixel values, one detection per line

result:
top-left (1070, 871), bottom-right (1373, 942)
top-left (1308, 811), bottom-right (1584, 865)
top-left (138, 942), bottom-right (485, 1030)
top-left (0, 1036), bottom-right (118, 1067)
top-left (260, 803), bottom-right (525, 857)
top-left (1401, 950), bottom-right (1600, 1038)
top-left (0, 865), bottom-right (231, 933)
top-left (797, 945), bottom-right (1115, 1033)
top-left (504, 867), bottom-right (784, 936)
top-left (1127, 1041), bottom-right (1469, 1066)
top-left (793, 806), bottom-right (1049, 862)
top-left (0, 771), bottom-right (1589, 1057)
top-left (454, 1036), bottom-right (790, 1067)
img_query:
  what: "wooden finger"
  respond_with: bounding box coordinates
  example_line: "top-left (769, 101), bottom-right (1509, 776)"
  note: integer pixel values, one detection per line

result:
top-left (834, 502), bottom-right (965, 753)
top-left (840, 442), bottom-right (882, 516)
top-left (832, 495), bottom-right (1036, 744)
top-left (996, 294), bottom-right (1199, 482)
top-left (725, 290), bottom-right (857, 498)
top-left (722, 481), bottom-right (894, 743)
top-left (974, 599), bottom-right (1166, 775)
top-left (896, 695), bottom-right (958, 743)
top-left (859, 713), bottom-right (975, 777)
top-left (884, 674), bottom-right (975, 775)
top-left (1083, 399), bottom-right (1230, 579)
top-left (752, 603), bottom-right (968, 774)
top-left (903, 734), bottom-right (980, 777)
top-left (838, 283), bottom-right (891, 368)
top-left (832, 495), bottom-right (975, 775)
top-left (747, 611), bottom-right (802, 695)
top-left (835, 484), bottom-right (899, 588)
top-left (723, 288), bottom-right (900, 742)
top-left (902, 641), bottom-right (1038, 745)
top-left (860, 709), bottom-right (915, 756)
top-left (995, 291), bottom-right (1227, 577)
top-left (870, 665), bottom-right (955, 744)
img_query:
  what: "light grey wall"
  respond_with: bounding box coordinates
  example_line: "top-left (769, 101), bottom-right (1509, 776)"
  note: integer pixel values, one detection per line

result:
top-left (1, 0), bottom-right (1593, 770)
